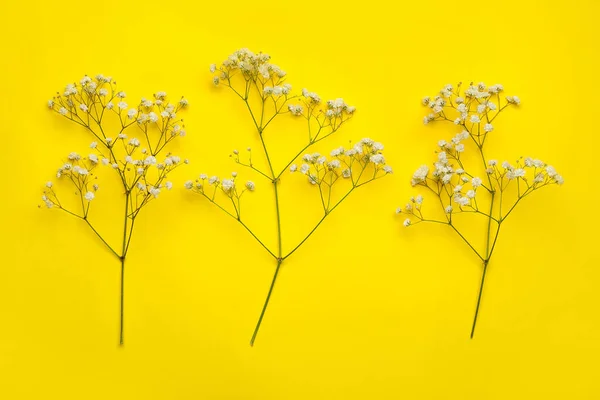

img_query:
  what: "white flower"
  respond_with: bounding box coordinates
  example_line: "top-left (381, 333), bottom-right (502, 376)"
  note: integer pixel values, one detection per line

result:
top-left (144, 156), bottom-right (157, 165)
top-left (546, 166), bottom-right (557, 177)
top-left (470, 115), bottom-right (480, 123)
top-left (46, 181), bottom-right (53, 188)
top-left (466, 190), bottom-right (476, 199)
top-left (370, 154), bottom-right (385, 164)
top-left (79, 104), bottom-right (88, 113)
top-left (59, 107), bottom-right (67, 115)
top-left (165, 181), bottom-right (173, 190)
top-left (456, 196), bottom-right (470, 206)
top-left (472, 177), bottom-right (482, 188)
top-left (290, 164), bottom-right (297, 172)
top-left (127, 109), bottom-right (137, 119)
top-left (106, 102), bottom-right (114, 110)
top-left (117, 101), bottom-right (127, 110)
top-left (506, 95), bottom-right (521, 105)
top-left (137, 167), bottom-right (144, 175)
top-left (222, 179), bottom-right (234, 192)
top-left (155, 91), bottom-right (167, 99)
top-left (117, 91), bottom-right (126, 98)
top-left (129, 138), bottom-right (140, 147)
top-left (411, 165), bottom-right (429, 185)
top-left (555, 175), bottom-right (564, 184)
top-left (184, 180), bottom-right (194, 189)
top-left (534, 173), bottom-right (545, 183)
top-left (342, 169), bottom-right (351, 179)
top-left (383, 165), bottom-right (393, 174)
top-left (288, 104), bottom-right (303, 116)
top-left (101, 158), bottom-right (110, 166)
top-left (88, 154), bottom-right (98, 164)
top-left (209, 63), bottom-right (216, 73)
top-left (200, 174), bottom-right (208, 180)
top-left (455, 144), bottom-right (465, 153)
top-left (300, 164), bottom-right (310, 174)
top-left (403, 218), bottom-right (411, 227)
top-left (84, 191), bottom-right (95, 201)
top-left (415, 194), bottom-right (423, 204)
top-left (246, 181), bottom-right (255, 191)
top-left (98, 88), bottom-right (108, 96)
top-left (149, 187), bottom-right (160, 198)
top-left (213, 77), bottom-right (220, 86)
top-left (208, 176), bottom-right (219, 185)
top-left (445, 205), bottom-right (453, 214)
top-left (442, 174), bottom-right (453, 184)
top-left (513, 168), bottom-right (526, 178)
top-left (488, 160), bottom-right (498, 167)
top-left (328, 159), bottom-right (341, 169)
top-left (68, 152), bottom-right (81, 161)
top-left (484, 123), bottom-right (493, 133)
top-left (148, 112), bottom-right (158, 123)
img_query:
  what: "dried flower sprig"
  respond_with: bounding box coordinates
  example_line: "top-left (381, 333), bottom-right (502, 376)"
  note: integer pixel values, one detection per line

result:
top-left (43, 75), bottom-right (188, 344)
top-left (190, 49), bottom-right (391, 345)
top-left (400, 82), bottom-right (563, 337)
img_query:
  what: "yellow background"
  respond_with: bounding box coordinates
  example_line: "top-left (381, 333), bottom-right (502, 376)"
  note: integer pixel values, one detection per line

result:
top-left (1, 0), bottom-right (599, 398)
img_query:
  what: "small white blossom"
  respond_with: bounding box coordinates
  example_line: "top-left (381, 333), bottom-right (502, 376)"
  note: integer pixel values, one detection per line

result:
top-left (84, 191), bottom-right (95, 201)
top-left (411, 165), bottom-right (429, 186)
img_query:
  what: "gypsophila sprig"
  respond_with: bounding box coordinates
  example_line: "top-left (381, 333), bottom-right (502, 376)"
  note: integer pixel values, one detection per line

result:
top-left (401, 82), bottom-right (563, 338)
top-left (192, 49), bottom-right (390, 346)
top-left (42, 75), bottom-right (189, 345)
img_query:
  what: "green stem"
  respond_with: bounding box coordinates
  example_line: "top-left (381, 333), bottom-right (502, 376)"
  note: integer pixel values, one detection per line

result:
top-left (470, 144), bottom-right (496, 339)
top-left (471, 259), bottom-right (488, 338)
top-left (119, 192), bottom-right (130, 346)
top-left (119, 256), bottom-right (125, 346)
top-left (250, 259), bottom-right (282, 346)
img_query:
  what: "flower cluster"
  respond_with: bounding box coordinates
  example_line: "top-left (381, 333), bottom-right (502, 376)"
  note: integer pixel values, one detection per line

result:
top-left (400, 83), bottom-right (563, 338)
top-left (42, 152), bottom-right (99, 211)
top-left (196, 49), bottom-right (391, 345)
top-left (291, 138), bottom-right (391, 183)
top-left (422, 82), bottom-right (518, 139)
top-left (43, 75), bottom-right (188, 345)
top-left (211, 48), bottom-right (356, 136)
top-left (289, 139), bottom-right (390, 213)
top-left (48, 75), bottom-right (188, 155)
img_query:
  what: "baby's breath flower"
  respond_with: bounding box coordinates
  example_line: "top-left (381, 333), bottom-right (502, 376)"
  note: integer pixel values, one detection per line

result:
top-left (403, 218), bottom-right (411, 227)
top-left (411, 165), bottom-right (429, 186)
top-left (246, 181), bottom-right (255, 191)
top-left (84, 191), bottom-right (95, 201)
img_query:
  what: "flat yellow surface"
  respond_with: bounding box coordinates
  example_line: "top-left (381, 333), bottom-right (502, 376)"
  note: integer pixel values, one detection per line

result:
top-left (1, 0), bottom-right (599, 398)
